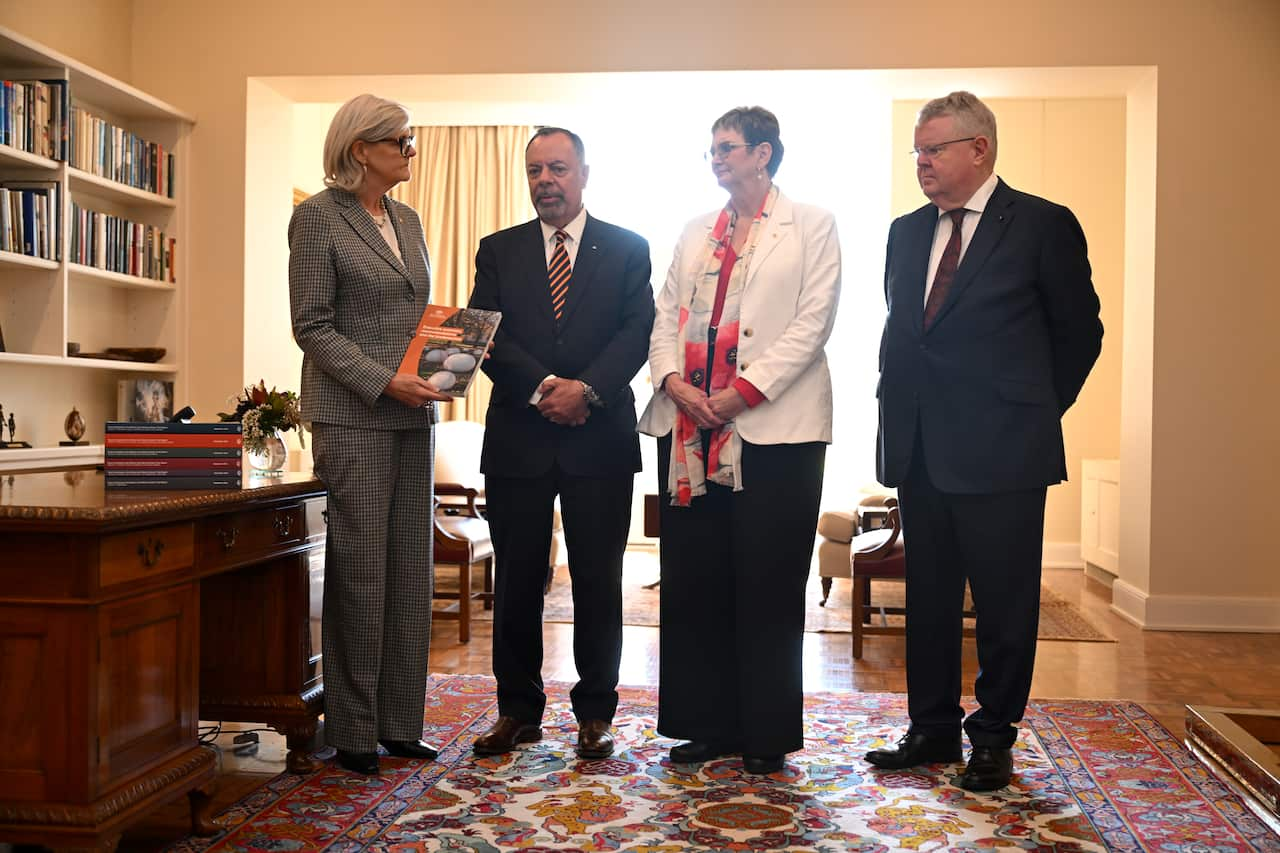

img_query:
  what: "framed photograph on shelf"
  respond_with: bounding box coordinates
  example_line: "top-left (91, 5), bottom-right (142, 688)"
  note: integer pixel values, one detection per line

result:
top-left (118, 378), bottom-right (174, 422)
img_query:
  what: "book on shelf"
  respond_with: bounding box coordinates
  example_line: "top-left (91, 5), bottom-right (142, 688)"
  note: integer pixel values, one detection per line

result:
top-left (68, 102), bottom-right (173, 197)
top-left (396, 304), bottom-right (501, 398)
top-left (72, 202), bottom-right (175, 281)
top-left (105, 421), bottom-right (242, 434)
top-left (1, 181), bottom-right (60, 260)
top-left (104, 459), bottom-right (242, 474)
top-left (105, 433), bottom-right (243, 448)
top-left (105, 446), bottom-right (241, 458)
top-left (104, 476), bottom-right (241, 490)
top-left (1, 79), bottom-right (67, 160)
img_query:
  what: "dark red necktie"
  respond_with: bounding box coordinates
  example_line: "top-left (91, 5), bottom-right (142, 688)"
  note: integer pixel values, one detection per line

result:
top-left (923, 208), bottom-right (968, 330)
top-left (548, 230), bottom-right (571, 320)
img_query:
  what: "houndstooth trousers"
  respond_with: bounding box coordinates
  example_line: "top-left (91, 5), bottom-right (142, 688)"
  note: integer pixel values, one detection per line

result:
top-left (312, 422), bottom-right (434, 753)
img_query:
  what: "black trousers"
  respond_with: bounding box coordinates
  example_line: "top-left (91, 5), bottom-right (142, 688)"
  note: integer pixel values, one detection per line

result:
top-left (898, 427), bottom-right (1047, 748)
top-left (485, 464), bottom-right (633, 724)
top-left (656, 434), bottom-right (825, 756)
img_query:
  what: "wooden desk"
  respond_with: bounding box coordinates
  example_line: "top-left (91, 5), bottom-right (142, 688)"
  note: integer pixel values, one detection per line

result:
top-left (0, 470), bottom-right (327, 852)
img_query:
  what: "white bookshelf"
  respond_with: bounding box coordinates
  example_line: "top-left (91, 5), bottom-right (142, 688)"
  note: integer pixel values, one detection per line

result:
top-left (0, 24), bottom-right (192, 472)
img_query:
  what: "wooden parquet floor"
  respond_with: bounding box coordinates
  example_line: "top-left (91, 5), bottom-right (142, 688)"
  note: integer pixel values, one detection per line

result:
top-left (94, 562), bottom-right (1280, 852)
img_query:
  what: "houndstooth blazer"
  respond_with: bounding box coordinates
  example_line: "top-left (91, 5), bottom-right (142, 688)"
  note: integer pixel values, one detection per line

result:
top-left (289, 188), bottom-right (435, 430)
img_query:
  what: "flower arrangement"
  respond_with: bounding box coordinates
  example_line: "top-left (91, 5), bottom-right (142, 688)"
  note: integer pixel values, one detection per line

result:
top-left (218, 380), bottom-right (304, 454)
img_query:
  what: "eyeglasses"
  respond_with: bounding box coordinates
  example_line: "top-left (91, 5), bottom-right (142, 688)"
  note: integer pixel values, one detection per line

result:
top-left (374, 135), bottom-right (416, 156)
top-left (704, 142), bottom-right (756, 161)
top-left (909, 136), bottom-right (976, 159)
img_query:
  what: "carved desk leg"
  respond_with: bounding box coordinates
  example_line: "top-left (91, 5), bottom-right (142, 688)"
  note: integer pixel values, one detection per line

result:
top-left (188, 782), bottom-right (224, 836)
top-left (282, 722), bottom-right (323, 774)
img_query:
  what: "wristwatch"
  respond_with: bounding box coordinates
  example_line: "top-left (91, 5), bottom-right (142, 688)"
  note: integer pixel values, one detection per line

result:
top-left (579, 381), bottom-right (603, 407)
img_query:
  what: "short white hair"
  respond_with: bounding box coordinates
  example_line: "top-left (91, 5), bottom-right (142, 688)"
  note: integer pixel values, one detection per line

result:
top-left (322, 94), bottom-right (411, 191)
top-left (918, 91), bottom-right (998, 163)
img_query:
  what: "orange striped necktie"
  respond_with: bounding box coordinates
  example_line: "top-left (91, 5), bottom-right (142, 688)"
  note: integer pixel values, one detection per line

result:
top-left (548, 229), bottom-right (571, 320)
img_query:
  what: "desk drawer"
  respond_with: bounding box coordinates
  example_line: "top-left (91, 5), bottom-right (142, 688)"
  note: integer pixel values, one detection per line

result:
top-left (197, 504), bottom-right (305, 570)
top-left (100, 523), bottom-right (196, 588)
top-left (303, 497), bottom-right (327, 543)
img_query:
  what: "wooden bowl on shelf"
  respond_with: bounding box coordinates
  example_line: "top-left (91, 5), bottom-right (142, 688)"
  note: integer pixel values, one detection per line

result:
top-left (105, 347), bottom-right (167, 363)
top-left (68, 347), bottom-right (167, 363)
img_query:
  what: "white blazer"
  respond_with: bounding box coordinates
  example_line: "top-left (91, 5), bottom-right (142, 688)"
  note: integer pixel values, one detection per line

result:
top-left (638, 191), bottom-right (842, 445)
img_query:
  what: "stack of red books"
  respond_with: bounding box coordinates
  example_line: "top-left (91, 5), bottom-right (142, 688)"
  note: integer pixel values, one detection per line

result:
top-left (103, 422), bottom-right (243, 489)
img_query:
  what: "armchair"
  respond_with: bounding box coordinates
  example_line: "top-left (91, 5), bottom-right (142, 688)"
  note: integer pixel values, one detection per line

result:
top-left (432, 483), bottom-right (493, 644)
top-left (846, 498), bottom-right (975, 659)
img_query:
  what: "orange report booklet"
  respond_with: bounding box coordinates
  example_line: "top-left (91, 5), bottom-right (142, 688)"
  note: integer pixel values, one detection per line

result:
top-left (396, 304), bottom-right (501, 397)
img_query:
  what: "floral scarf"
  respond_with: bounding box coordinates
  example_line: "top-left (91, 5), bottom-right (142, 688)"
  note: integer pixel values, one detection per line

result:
top-left (669, 184), bottom-right (778, 506)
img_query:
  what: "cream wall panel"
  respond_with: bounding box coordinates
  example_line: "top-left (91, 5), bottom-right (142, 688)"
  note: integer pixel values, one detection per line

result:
top-left (243, 79), bottom-right (300, 408)
top-left (0, 0), bottom-right (131, 81)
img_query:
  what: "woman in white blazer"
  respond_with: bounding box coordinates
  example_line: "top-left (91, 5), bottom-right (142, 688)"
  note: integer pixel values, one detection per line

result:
top-left (638, 106), bottom-right (841, 774)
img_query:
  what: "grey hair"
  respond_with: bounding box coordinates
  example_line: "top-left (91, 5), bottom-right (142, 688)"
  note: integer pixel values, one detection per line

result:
top-left (917, 91), bottom-right (998, 162)
top-left (323, 94), bottom-right (411, 191)
top-left (527, 127), bottom-right (586, 163)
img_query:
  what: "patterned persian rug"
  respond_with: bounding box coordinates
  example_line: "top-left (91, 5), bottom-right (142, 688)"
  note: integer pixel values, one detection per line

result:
top-left (167, 675), bottom-right (1278, 852)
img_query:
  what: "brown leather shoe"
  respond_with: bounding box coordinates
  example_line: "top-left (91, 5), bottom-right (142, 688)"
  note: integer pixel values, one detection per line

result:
top-left (473, 716), bottom-right (542, 755)
top-left (576, 719), bottom-right (614, 759)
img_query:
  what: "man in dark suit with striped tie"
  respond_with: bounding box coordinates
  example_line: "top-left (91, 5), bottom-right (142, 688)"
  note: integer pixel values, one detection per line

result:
top-left (468, 127), bottom-right (654, 760)
top-left (867, 92), bottom-right (1103, 790)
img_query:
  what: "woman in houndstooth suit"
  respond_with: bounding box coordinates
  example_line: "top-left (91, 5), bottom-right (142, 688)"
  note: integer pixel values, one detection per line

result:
top-left (289, 94), bottom-right (451, 775)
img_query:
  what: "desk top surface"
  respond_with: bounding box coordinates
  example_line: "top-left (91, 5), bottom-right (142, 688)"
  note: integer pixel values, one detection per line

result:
top-left (0, 469), bottom-right (325, 527)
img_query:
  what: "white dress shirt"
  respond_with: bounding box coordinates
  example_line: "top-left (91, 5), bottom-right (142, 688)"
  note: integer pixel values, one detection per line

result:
top-left (539, 205), bottom-right (587, 267)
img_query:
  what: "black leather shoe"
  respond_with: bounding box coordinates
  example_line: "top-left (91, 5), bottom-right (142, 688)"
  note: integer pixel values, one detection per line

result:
top-left (865, 731), bottom-right (963, 769)
top-left (379, 739), bottom-right (439, 760)
top-left (335, 749), bottom-right (379, 775)
top-left (955, 746), bottom-right (1013, 791)
top-left (669, 741), bottom-right (741, 764)
top-left (743, 754), bottom-right (784, 774)
top-left (473, 716), bottom-right (542, 755)
top-left (576, 719), bottom-right (615, 759)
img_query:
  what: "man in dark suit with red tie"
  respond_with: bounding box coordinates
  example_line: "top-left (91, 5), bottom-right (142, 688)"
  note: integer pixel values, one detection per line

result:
top-left (468, 127), bottom-right (654, 760)
top-left (867, 92), bottom-right (1103, 790)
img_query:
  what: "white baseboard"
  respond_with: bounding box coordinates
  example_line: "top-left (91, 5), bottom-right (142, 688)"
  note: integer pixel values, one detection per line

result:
top-left (1084, 562), bottom-right (1118, 587)
top-left (1111, 579), bottom-right (1280, 631)
top-left (1043, 541), bottom-right (1083, 569)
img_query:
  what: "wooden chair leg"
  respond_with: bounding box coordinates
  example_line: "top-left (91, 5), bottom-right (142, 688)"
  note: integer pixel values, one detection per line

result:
top-left (458, 560), bottom-right (472, 644)
top-left (861, 576), bottom-right (873, 624)
top-left (852, 573), bottom-right (866, 659)
top-left (819, 576), bottom-right (833, 606)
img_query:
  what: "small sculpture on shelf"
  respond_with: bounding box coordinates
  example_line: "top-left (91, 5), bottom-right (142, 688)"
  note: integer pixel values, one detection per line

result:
top-left (60, 406), bottom-right (88, 446)
top-left (0, 406), bottom-right (32, 449)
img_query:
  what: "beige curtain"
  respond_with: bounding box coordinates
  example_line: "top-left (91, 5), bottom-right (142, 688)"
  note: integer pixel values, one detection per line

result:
top-left (391, 125), bottom-right (534, 422)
